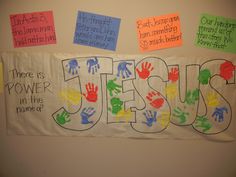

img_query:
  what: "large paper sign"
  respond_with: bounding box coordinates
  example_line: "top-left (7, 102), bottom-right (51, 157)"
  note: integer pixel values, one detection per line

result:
top-left (73, 11), bottom-right (121, 51)
top-left (10, 11), bottom-right (56, 48)
top-left (195, 14), bottom-right (236, 53)
top-left (1, 52), bottom-right (236, 140)
top-left (136, 13), bottom-right (182, 52)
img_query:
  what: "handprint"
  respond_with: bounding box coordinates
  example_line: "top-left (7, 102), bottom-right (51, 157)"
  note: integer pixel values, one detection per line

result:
top-left (83, 83), bottom-right (98, 102)
top-left (116, 109), bottom-right (132, 122)
top-left (56, 111), bottom-right (70, 125)
top-left (194, 116), bottom-right (212, 132)
top-left (184, 89), bottom-right (199, 105)
top-left (59, 88), bottom-right (81, 105)
top-left (146, 91), bottom-right (164, 109)
top-left (117, 61), bottom-right (132, 78)
top-left (168, 67), bottom-right (179, 82)
top-left (136, 62), bottom-right (154, 79)
top-left (66, 58), bottom-right (80, 75)
top-left (206, 92), bottom-right (219, 107)
top-left (142, 110), bottom-right (158, 127)
top-left (87, 57), bottom-right (100, 74)
top-left (220, 61), bottom-right (235, 81)
top-left (108, 97), bottom-right (123, 115)
top-left (166, 83), bottom-right (177, 100)
top-left (107, 78), bottom-right (122, 96)
top-left (212, 107), bottom-right (228, 122)
top-left (173, 107), bottom-right (189, 124)
top-left (158, 111), bottom-right (170, 128)
top-left (198, 69), bottom-right (211, 85)
top-left (80, 107), bottom-right (95, 124)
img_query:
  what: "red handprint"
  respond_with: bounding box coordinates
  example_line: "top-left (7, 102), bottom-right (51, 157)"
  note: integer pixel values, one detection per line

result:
top-left (146, 91), bottom-right (164, 109)
top-left (220, 61), bottom-right (235, 80)
top-left (168, 67), bottom-right (179, 82)
top-left (136, 62), bottom-right (154, 79)
top-left (83, 83), bottom-right (98, 102)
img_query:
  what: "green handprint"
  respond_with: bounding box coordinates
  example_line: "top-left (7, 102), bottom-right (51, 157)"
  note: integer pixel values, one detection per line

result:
top-left (198, 69), bottom-right (211, 85)
top-left (194, 116), bottom-right (212, 132)
top-left (56, 110), bottom-right (71, 125)
top-left (173, 107), bottom-right (189, 124)
top-left (185, 88), bottom-right (199, 105)
top-left (107, 78), bottom-right (122, 96)
top-left (108, 97), bottom-right (123, 115)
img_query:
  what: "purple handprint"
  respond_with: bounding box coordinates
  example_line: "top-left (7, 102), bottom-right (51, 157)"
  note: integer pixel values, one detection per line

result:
top-left (117, 61), bottom-right (132, 78)
top-left (87, 57), bottom-right (100, 74)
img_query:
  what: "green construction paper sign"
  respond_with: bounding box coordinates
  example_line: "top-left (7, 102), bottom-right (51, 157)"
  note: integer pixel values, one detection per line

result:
top-left (195, 13), bottom-right (236, 53)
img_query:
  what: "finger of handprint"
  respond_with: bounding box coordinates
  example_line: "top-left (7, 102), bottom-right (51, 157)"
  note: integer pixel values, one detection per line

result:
top-left (82, 107), bottom-right (87, 113)
top-left (117, 70), bottom-right (120, 77)
top-left (92, 68), bottom-right (95, 75)
top-left (174, 68), bottom-right (178, 73)
top-left (146, 95), bottom-right (152, 101)
top-left (88, 107), bottom-right (95, 115)
top-left (121, 70), bottom-right (125, 78)
top-left (127, 62), bottom-right (132, 66)
top-left (91, 83), bottom-right (94, 90)
top-left (151, 91), bottom-right (156, 96)
top-left (147, 62), bottom-right (151, 69)
top-left (114, 88), bottom-right (121, 93)
top-left (125, 70), bottom-right (130, 78)
top-left (86, 107), bottom-right (93, 113)
top-left (148, 110), bottom-right (153, 118)
top-left (82, 93), bottom-right (87, 98)
top-left (97, 63), bottom-right (100, 69)
top-left (109, 90), bottom-right (113, 97)
top-left (86, 84), bottom-right (90, 92)
top-left (148, 92), bottom-right (153, 97)
top-left (127, 68), bottom-right (132, 75)
top-left (88, 65), bottom-right (92, 73)
top-left (143, 62), bottom-right (148, 69)
top-left (136, 68), bottom-right (141, 74)
top-left (95, 85), bottom-right (98, 92)
top-left (95, 66), bottom-right (97, 72)
top-left (89, 110), bottom-right (96, 116)
top-left (145, 62), bottom-right (148, 69)
top-left (153, 111), bottom-right (157, 118)
top-left (88, 82), bottom-right (92, 90)
top-left (143, 112), bottom-right (148, 119)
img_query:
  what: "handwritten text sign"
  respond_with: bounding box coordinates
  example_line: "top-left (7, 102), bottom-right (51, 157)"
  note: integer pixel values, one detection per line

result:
top-left (195, 14), bottom-right (236, 53)
top-left (73, 11), bottom-right (121, 51)
top-left (10, 11), bottom-right (56, 48)
top-left (136, 13), bottom-right (182, 52)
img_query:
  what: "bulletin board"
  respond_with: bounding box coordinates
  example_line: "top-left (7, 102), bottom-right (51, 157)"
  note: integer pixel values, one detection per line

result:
top-left (0, 1), bottom-right (236, 177)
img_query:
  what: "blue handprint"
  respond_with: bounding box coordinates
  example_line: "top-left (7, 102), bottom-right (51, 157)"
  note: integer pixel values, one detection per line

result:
top-left (87, 57), bottom-right (100, 74)
top-left (212, 107), bottom-right (228, 122)
top-left (66, 58), bottom-right (80, 75)
top-left (142, 110), bottom-right (158, 127)
top-left (80, 107), bottom-right (96, 124)
top-left (117, 61), bottom-right (132, 78)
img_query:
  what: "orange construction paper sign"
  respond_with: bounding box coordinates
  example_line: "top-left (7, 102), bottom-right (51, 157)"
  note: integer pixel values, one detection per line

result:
top-left (136, 13), bottom-right (182, 52)
top-left (10, 11), bottom-right (56, 48)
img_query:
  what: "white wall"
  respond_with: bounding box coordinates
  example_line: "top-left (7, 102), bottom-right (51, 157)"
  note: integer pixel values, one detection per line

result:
top-left (0, 0), bottom-right (236, 177)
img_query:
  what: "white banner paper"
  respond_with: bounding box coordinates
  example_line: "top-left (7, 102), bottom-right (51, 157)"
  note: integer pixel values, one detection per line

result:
top-left (1, 52), bottom-right (235, 140)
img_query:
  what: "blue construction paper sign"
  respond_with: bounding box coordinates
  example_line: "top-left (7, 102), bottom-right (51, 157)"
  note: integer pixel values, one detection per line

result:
top-left (74, 11), bottom-right (121, 51)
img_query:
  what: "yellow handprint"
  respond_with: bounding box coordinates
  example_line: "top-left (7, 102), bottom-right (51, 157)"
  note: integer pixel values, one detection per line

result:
top-left (59, 88), bottom-right (81, 106)
top-left (158, 111), bottom-right (170, 128)
top-left (116, 109), bottom-right (132, 122)
top-left (166, 83), bottom-right (177, 100)
top-left (206, 92), bottom-right (219, 107)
